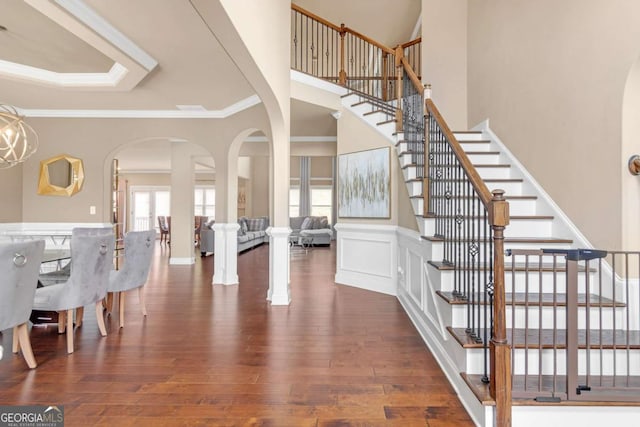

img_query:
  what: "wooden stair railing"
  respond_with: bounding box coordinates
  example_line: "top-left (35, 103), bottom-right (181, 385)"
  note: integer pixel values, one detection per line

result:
top-left (291, 5), bottom-right (512, 425)
top-left (399, 59), bottom-right (512, 426)
top-left (291, 4), bottom-right (420, 102)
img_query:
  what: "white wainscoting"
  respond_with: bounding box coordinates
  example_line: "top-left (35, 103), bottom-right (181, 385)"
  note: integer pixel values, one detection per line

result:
top-left (334, 223), bottom-right (398, 296)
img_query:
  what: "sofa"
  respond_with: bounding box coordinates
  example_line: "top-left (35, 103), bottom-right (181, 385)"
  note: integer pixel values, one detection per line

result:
top-left (290, 215), bottom-right (333, 246)
top-left (200, 216), bottom-right (269, 256)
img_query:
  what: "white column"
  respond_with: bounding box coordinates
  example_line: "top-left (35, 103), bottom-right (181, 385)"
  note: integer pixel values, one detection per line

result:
top-left (266, 226), bottom-right (291, 305)
top-left (169, 140), bottom-right (195, 265)
top-left (212, 222), bottom-right (239, 285)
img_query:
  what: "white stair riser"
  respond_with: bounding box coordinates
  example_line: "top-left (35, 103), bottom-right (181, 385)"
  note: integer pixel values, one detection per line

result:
top-left (466, 153), bottom-right (501, 164)
top-left (465, 348), bottom-right (640, 376)
top-left (450, 305), bottom-right (627, 330)
top-left (460, 142), bottom-right (493, 152)
top-left (376, 121), bottom-right (397, 135)
top-left (475, 166), bottom-right (512, 179)
top-left (436, 268), bottom-right (596, 295)
top-left (419, 218), bottom-right (552, 237)
top-left (362, 111), bottom-right (388, 125)
top-left (425, 240), bottom-right (573, 262)
top-left (504, 219), bottom-right (552, 237)
top-left (506, 199), bottom-right (537, 215)
top-left (453, 132), bottom-right (485, 141)
top-left (399, 153), bottom-right (420, 168)
top-left (410, 198), bottom-right (423, 214)
top-left (485, 181), bottom-right (523, 195)
top-left (402, 166), bottom-right (418, 181)
top-left (406, 180), bottom-right (422, 197)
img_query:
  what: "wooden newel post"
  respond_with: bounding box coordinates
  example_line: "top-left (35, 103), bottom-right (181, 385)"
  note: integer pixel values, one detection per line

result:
top-left (488, 189), bottom-right (512, 427)
top-left (394, 46), bottom-right (403, 132)
top-left (339, 24), bottom-right (347, 86)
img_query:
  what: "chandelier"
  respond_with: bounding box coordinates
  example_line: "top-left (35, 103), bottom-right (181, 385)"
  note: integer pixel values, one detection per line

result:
top-left (0, 104), bottom-right (38, 169)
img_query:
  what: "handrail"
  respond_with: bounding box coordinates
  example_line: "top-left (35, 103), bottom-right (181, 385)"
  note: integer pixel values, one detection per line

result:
top-left (401, 37), bottom-right (422, 49)
top-left (401, 57), bottom-right (423, 96)
top-left (291, 4), bottom-right (341, 32)
top-left (292, 4), bottom-right (396, 54)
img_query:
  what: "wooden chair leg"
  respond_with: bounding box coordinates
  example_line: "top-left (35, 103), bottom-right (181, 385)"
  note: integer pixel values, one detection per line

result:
top-left (16, 323), bottom-right (37, 369)
top-left (138, 286), bottom-right (147, 317)
top-left (105, 292), bottom-right (114, 314)
top-left (58, 311), bottom-right (66, 334)
top-left (66, 309), bottom-right (74, 354)
top-left (75, 306), bottom-right (84, 327)
top-left (96, 302), bottom-right (107, 336)
top-left (119, 292), bottom-right (125, 328)
top-left (12, 326), bottom-right (18, 353)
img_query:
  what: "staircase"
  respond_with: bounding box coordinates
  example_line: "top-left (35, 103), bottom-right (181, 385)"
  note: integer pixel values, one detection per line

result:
top-left (340, 90), bottom-right (640, 426)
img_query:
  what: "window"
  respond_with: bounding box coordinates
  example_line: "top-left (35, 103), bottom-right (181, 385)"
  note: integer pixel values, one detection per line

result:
top-left (311, 186), bottom-right (332, 223)
top-left (289, 187), bottom-right (300, 217)
top-left (194, 186), bottom-right (215, 217)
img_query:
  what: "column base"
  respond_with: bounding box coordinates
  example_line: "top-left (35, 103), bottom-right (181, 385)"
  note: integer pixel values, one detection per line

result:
top-left (266, 226), bottom-right (291, 305)
top-left (212, 223), bottom-right (239, 286)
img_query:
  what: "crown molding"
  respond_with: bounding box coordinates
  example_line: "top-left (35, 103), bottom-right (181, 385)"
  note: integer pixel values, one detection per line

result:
top-left (17, 95), bottom-right (262, 119)
top-left (3, 0), bottom-right (158, 90)
top-left (244, 136), bottom-right (337, 143)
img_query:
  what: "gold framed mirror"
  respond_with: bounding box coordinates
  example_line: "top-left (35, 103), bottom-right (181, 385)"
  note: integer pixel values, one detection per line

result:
top-left (37, 154), bottom-right (85, 196)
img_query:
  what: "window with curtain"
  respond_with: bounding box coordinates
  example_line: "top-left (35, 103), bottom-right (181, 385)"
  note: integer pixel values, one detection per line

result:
top-left (311, 186), bottom-right (332, 223)
top-left (194, 186), bottom-right (215, 217)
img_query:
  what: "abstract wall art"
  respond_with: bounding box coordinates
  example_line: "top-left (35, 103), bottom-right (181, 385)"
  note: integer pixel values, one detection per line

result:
top-left (338, 146), bottom-right (390, 218)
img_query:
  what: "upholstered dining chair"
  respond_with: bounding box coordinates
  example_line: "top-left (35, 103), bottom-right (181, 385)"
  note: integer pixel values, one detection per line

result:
top-left (32, 231), bottom-right (114, 354)
top-left (0, 240), bottom-right (45, 369)
top-left (107, 229), bottom-right (155, 328)
top-left (158, 216), bottom-right (169, 244)
top-left (63, 227), bottom-right (113, 328)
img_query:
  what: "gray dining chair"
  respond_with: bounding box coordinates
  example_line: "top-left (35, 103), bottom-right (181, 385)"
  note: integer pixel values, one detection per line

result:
top-left (0, 240), bottom-right (45, 368)
top-left (32, 231), bottom-right (114, 354)
top-left (107, 230), bottom-right (155, 328)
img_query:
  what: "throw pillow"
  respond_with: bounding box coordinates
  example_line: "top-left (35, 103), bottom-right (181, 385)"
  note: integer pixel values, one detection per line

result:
top-left (319, 216), bottom-right (329, 228)
top-left (300, 216), bottom-right (314, 230)
top-left (247, 217), bottom-right (262, 231)
top-left (238, 217), bottom-right (248, 235)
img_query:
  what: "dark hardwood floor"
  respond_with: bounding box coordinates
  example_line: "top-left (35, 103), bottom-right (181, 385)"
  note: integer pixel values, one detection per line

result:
top-left (0, 243), bottom-right (473, 426)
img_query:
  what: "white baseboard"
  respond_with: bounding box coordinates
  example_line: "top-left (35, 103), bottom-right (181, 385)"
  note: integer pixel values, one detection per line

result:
top-left (169, 256), bottom-right (195, 265)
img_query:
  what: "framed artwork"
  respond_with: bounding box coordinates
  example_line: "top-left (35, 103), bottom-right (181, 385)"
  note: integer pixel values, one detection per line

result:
top-left (338, 146), bottom-right (390, 218)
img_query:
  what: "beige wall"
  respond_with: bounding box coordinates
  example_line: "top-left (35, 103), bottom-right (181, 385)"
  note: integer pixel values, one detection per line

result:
top-left (337, 109), bottom-right (418, 231)
top-left (622, 60), bottom-right (640, 250)
top-left (422, 0), bottom-right (467, 130)
top-left (0, 164), bottom-right (23, 222)
top-left (467, 0), bottom-right (640, 250)
top-left (18, 106), bottom-right (268, 225)
top-left (250, 156), bottom-right (270, 217)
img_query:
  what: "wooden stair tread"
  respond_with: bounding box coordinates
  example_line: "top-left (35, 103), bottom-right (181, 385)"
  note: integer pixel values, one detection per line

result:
top-left (437, 291), bottom-right (624, 307)
top-left (465, 151), bottom-right (500, 155)
top-left (423, 236), bottom-right (573, 244)
top-left (419, 214), bottom-right (553, 220)
top-left (431, 178), bottom-right (523, 183)
top-left (449, 327), bottom-right (640, 349)
top-left (428, 260), bottom-right (595, 272)
top-left (430, 195), bottom-right (537, 201)
top-left (376, 119), bottom-right (396, 126)
top-left (463, 374), bottom-right (640, 406)
top-left (363, 109), bottom-right (391, 116)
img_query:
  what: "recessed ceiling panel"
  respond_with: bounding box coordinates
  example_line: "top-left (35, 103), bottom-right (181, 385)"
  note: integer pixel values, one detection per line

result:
top-left (0, 0), bottom-right (113, 73)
